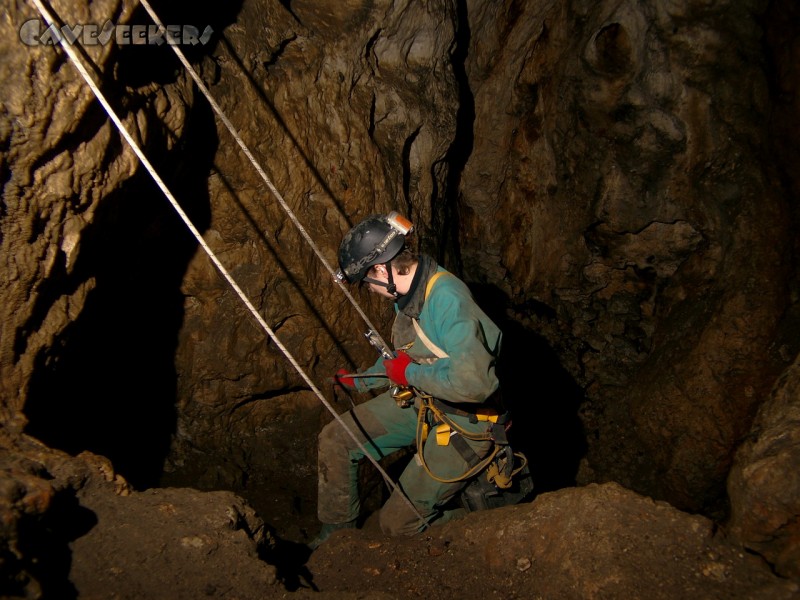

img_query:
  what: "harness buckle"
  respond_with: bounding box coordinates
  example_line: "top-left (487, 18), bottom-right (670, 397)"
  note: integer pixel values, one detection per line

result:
top-left (392, 386), bottom-right (415, 408)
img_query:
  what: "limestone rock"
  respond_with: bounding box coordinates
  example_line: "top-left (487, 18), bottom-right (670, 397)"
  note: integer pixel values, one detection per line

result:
top-left (1, 0), bottom-right (798, 583)
top-left (0, 0), bottom-right (197, 427)
top-left (727, 358), bottom-right (800, 580)
top-left (457, 0), bottom-right (793, 514)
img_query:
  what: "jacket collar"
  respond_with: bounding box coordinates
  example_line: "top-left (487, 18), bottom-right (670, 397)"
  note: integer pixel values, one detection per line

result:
top-left (396, 253), bottom-right (438, 317)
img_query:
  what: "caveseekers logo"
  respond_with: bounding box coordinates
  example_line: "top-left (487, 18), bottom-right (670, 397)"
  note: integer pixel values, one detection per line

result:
top-left (20, 19), bottom-right (214, 46)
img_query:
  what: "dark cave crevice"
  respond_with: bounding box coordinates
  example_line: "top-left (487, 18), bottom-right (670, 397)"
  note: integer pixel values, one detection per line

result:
top-left (471, 285), bottom-right (588, 494)
top-left (433, 0), bottom-right (474, 274)
top-left (22, 75), bottom-right (219, 491)
top-left (364, 28), bottom-right (382, 64)
top-left (22, 182), bottom-right (195, 490)
top-left (401, 125), bottom-right (421, 213)
top-left (5, 487), bottom-right (97, 600)
top-left (20, 0), bottom-right (246, 491)
top-left (367, 92), bottom-right (377, 139)
top-left (262, 33), bottom-right (298, 69)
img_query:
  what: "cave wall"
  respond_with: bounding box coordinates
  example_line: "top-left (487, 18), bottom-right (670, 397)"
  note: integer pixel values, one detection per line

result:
top-left (454, 0), bottom-right (795, 515)
top-left (1, 0), bottom-right (798, 566)
top-left (158, 0), bottom-right (473, 535)
top-left (1, 0), bottom-right (141, 423)
top-left (727, 353), bottom-right (800, 580)
top-left (1, 0), bottom-right (239, 487)
top-left (163, 0), bottom-right (797, 519)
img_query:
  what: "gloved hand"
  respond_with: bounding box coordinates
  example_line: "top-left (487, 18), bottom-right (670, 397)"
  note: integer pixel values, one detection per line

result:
top-left (332, 368), bottom-right (356, 390)
top-left (384, 351), bottom-right (413, 386)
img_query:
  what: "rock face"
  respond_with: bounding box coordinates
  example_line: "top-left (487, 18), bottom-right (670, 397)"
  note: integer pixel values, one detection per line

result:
top-left (0, 430), bottom-right (276, 598)
top-left (1, 0), bottom-right (799, 591)
top-left (457, 0), bottom-right (792, 518)
top-left (0, 0), bottom-right (231, 486)
top-left (153, 0), bottom-right (797, 525)
top-left (1, 0), bottom-right (140, 422)
top-left (727, 357), bottom-right (800, 580)
top-left (158, 0), bottom-right (477, 533)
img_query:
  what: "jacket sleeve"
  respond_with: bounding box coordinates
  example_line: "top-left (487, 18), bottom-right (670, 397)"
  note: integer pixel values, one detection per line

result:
top-left (353, 356), bottom-right (391, 392)
top-left (404, 282), bottom-right (501, 403)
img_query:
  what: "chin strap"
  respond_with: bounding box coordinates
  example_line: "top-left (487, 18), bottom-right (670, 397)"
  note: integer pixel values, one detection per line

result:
top-left (362, 260), bottom-right (398, 298)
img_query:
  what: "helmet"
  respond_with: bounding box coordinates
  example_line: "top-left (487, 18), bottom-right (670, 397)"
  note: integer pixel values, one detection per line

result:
top-left (337, 212), bottom-right (414, 283)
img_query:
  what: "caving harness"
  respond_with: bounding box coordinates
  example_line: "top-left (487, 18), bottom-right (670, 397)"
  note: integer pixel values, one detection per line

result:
top-left (399, 272), bottom-right (532, 509)
top-left (415, 393), bottom-right (527, 484)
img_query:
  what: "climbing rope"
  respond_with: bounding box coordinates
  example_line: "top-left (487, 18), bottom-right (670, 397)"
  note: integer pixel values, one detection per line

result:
top-left (28, 0), bottom-right (428, 530)
top-left (135, 0), bottom-right (393, 355)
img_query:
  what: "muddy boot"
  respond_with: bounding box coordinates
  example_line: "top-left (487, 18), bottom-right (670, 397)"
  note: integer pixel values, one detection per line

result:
top-left (308, 519), bottom-right (357, 550)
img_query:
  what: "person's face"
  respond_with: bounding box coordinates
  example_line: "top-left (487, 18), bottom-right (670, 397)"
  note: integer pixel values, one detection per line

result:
top-left (364, 264), bottom-right (395, 299)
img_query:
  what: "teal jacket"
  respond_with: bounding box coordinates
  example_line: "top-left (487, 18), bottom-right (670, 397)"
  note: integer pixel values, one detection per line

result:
top-left (355, 266), bottom-right (502, 404)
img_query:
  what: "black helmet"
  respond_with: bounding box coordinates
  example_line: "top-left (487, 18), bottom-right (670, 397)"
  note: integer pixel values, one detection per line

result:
top-left (337, 212), bottom-right (414, 283)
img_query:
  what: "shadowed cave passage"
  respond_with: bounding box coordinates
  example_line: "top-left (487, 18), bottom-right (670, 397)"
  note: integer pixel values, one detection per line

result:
top-left (22, 145), bottom-right (214, 490)
top-left (472, 285), bottom-right (588, 495)
top-left (20, 0), bottom-right (230, 489)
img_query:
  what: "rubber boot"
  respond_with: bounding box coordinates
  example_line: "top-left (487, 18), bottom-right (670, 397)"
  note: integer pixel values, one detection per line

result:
top-left (307, 519), bottom-right (357, 550)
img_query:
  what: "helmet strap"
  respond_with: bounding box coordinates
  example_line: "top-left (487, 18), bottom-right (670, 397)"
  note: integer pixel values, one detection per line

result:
top-left (385, 260), bottom-right (398, 297)
top-left (362, 261), bottom-right (398, 298)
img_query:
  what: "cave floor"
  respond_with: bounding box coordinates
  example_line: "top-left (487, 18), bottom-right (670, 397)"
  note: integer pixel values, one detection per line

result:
top-left (62, 476), bottom-right (798, 600)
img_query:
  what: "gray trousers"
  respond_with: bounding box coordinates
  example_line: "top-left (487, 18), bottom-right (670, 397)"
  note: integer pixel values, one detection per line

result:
top-left (317, 391), bottom-right (492, 536)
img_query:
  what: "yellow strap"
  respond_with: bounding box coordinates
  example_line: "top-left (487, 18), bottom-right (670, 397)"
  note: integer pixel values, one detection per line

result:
top-left (435, 423), bottom-right (452, 446)
top-left (476, 407), bottom-right (499, 423)
top-left (420, 422), bottom-right (430, 445)
top-left (412, 271), bottom-right (453, 359)
top-left (425, 271), bottom-right (451, 300)
top-left (486, 461), bottom-right (513, 489)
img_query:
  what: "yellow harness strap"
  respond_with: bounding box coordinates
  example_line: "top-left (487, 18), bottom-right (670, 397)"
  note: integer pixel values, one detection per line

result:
top-left (425, 271), bottom-right (450, 300)
top-left (412, 271), bottom-right (452, 359)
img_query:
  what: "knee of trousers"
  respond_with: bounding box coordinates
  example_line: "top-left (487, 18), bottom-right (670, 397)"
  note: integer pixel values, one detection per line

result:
top-left (318, 416), bottom-right (357, 457)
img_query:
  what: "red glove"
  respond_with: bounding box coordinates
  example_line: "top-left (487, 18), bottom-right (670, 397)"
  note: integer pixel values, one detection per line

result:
top-left (384, 351), bottom-right (413, 386)
top-left (333, 368), bottom-right (356, 390)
